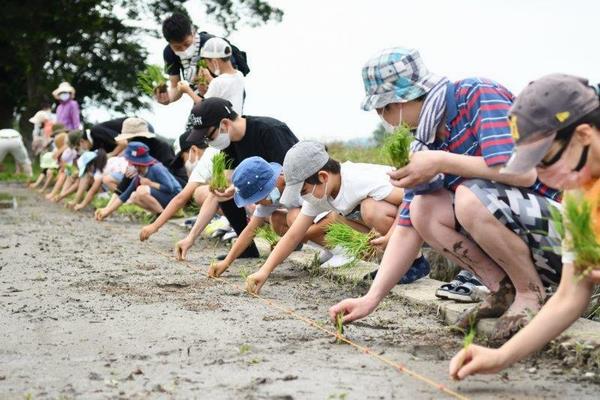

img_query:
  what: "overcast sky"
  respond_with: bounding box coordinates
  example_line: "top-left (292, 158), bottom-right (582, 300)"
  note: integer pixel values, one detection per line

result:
top-left (90, 0), bottom-right (600, 142)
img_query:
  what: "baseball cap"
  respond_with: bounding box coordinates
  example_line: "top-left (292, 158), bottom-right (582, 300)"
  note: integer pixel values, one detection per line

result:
top-left (232, 157), bottom-right (282, 207)
top-left (361, 47), bottom-right (443, 111)
top-left (280, 141), bottom-right (329, 206)
top-left (200, 37), bottom-right (232, 59)
top-left (171, 131), bottom-right (193, 169)
top-left (77, 151), bottom-right (98, 177)
top-left (502, 74), bottom-right (600, 175)
top-left (187, 97), bottom-right (235, 144)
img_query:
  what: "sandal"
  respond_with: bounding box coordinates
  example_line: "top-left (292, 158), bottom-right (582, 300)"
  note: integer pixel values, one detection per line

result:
top-left (435, 270), bottom-right (472, 299)
top-left (446, 277), bottom-right (490, 303)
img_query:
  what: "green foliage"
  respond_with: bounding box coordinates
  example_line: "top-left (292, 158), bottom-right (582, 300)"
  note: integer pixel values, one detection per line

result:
top-left (255, 224), bottom-right (280, 249)
top-left (381, 123), bottom-right (414, 168)
top-left (91, 195), bottom-right (154, 223)
top-left (209, 152), bottom-right (231, 191)
top-left (325, 223), bottom-right (377, 261)
top-left (551, 194), bottom-right (600, 279)
top-left (137, 65), bottom-right (167, 96)
top-left (326, 142), bottom-right (387, 164)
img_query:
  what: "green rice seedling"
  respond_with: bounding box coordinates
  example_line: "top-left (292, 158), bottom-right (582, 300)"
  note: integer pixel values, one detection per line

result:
top-left (380, 123), bottom-right (414, 168)
top-left (137, 64), bottom-right (168, 96)
top-left (196, 59), bottom-right (209, 86)
top-left (335, 312), bottom-right (344, 344)
top-left (255, 224), bottom-right (280, 249)
top-left (463, 321), bottom-right (476, 350)
top-left (209, 152), bottom-right (231, 191)
top-left (325, 223), bottom-right (377, 261)
top-left (550, 194), bottom-right (600, 280)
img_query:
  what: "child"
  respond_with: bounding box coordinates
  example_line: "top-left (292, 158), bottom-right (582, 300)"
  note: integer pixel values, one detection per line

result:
top-left (178, 37), bottom-right (245, 114)
top-left (209, 156), bottom-right (334, 278)
top-left (95, 142), bottom-right (182, 221)
top-left (29, 101), bottom-right (54, 157)
top-left (67, 149), bottom-right (109, 211)
top-left (449, 74), bottom-right (600, 380)
top-left (329, 48), bottom-right (560, 336)
top-left (52, 82), bottom-right (80, 130)
top-left (47, 130), bottom-right (81, 202)
top-left (245, 141), bottom-right (429, 294)
top-left (139, 131), bottom-right (218, 242)
top-left (32, 131), bottom-right (66, 192)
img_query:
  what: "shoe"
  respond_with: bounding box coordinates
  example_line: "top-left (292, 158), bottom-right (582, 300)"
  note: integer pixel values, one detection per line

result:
top-left (320, 246), bottom-right (354, 268)
top-left (445, 275), bottom-right (490, 303)
top-left (304, 241), bottom-right (333, 264)
top-left (215, 251), bottom-right (260, 261)
top-left (363, 255), bottom-right (430, 284)
top-left (203, 215), bottom-right (230, 238)
top-left (435, 270), bottom-right (473, 299)
top-left (221, 231), bottom-right (237, 242)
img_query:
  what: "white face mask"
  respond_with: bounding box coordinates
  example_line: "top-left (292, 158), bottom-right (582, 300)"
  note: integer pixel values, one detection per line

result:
top-left (379, 105), bottom-right (403, 133)
top-left (59, 92), bottom-right (71, 102)
top-left (174, 35), bottom-right (197, 60)
top-left (268, 187), bottom-right (280, 204)
top-left (302, 180), bottom-right (330, 209)
top-left (208, 125), bottom-right (231, 150)
top-left (184, 157), bottom-right (198, 176)
top-left (210, 60), bottom-right (221, 76)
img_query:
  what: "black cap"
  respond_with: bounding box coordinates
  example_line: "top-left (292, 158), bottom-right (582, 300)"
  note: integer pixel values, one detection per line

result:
top-left (187, 97), bottom-right (235, 144)
top-left (170, 131), bottom-right (193, 169)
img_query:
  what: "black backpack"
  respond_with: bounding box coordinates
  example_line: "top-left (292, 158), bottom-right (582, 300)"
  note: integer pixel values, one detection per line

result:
top-left (199, 31), bottom-right (250, 76)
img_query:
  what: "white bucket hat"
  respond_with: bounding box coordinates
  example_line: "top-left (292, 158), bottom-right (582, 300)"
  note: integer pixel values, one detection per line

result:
top-left (200, 37), bottom-right (232, 59)
top-left (114, 117), bottom-right (156, 141)
top-left (52, 82), bottom-right (76, 98)
top-left (28, 110), bottom-right (51, 125)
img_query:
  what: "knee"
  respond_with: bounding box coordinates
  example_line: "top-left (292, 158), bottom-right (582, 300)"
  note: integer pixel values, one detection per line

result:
top-left (359, 198), bottom-right (382, 226)
top-left (454, 185), bottom-right (488, 231)
top-left (410, 194), bottom-right (439, 236)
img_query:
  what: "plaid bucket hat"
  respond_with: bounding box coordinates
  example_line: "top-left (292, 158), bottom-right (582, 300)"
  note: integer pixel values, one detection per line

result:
top-left (361, 47), bottom-right (443, 111)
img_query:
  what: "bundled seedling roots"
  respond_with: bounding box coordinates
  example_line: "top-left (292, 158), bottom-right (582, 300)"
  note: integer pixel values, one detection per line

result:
top-left (256, 224), bottom-right (280, 249)
top-left (551, 194), bottom-right (600, 280)
top-left (137, 64), bottom-right (168, 96)
top-left (210, 152), bottom-right (231, 192)
top-left (381, 123), bottom-right (414, 168)
top-left (196, 59), bottom-right (209, 86)
top-left (325, 223), bottom-right (377, 261)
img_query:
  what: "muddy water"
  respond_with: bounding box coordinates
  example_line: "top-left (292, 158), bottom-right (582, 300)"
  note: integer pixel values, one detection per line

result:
top-left (1, 184), bottom-right (598, 399)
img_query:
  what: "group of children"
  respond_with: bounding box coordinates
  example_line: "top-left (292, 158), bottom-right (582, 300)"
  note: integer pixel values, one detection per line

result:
top-left (13, 11), bottom-right (600, 384)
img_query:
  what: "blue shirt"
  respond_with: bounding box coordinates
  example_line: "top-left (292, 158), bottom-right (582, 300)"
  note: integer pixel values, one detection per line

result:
top-left (119, 162), bottom-right (182, 203)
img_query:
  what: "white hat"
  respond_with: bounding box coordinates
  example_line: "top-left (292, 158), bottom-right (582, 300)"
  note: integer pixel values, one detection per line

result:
top-left (52, 82), bottom-right (76, 98)
top-left (114, 117), bottom-right (156, 141)
top-left (28, 110), bottom-right (51, 125)
top-left (200, 37), bottom-right (232, 59)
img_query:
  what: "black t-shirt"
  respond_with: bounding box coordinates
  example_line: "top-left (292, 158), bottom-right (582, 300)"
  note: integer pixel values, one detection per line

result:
top-left (90, 118), bottom-right (155, 153)
top-left (223, 116), bottom-right (299, 169)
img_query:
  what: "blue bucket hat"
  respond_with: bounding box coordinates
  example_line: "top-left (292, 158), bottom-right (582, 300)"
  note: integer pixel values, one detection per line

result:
top-left (77, 151), bottom-right (97, 177)
top-left (124, 141), bottom-right (155, 166)
top-left (232, 156), bottom-right (282, 207)
top-left (361, 47), bottom-right (443, 111)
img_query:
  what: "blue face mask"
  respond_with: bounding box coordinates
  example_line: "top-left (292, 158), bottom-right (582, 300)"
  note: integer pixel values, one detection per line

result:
top-left (268, 187), bottom-right (280, 204)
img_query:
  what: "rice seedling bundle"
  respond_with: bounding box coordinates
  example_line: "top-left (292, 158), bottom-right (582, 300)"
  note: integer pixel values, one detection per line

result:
top-left (381, 123), bottom-right (414, 168)
top-left (335, 312), bottom-right (344, 344)
top-left (196, 59), bottom-right (209, 85)
top-left (137, 64), bottom-right (167, 96)
top-left (325, 223), bottom-right (377, 261)
top-left (256, 224), bottom-right (280, 249)
top-left (210, 152), bottom-right (231, 191)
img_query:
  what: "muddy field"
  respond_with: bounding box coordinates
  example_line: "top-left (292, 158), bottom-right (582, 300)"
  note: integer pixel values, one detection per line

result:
top-left (1, 183), bottom-right (598, 399)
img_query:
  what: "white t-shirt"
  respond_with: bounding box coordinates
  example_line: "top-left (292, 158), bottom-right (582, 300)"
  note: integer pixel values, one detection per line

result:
top-left (301, 161), bottom-right (394, 217)
top-left (205, 71), bottom-right (245, 114)
top-left (94, 156), bottom-right (128, 179)
top-left (254, 193), bottom-right (303, 218)
top-left (189, 147), bottom-right (220, 184)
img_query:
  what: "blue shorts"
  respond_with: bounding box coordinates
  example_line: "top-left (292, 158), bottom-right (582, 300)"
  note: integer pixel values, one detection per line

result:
top-left (150, 188), bottom-right (177, 208)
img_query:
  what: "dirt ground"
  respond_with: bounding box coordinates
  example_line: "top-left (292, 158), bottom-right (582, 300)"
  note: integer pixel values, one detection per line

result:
top-left (1, 183), bottom-right (599, 400)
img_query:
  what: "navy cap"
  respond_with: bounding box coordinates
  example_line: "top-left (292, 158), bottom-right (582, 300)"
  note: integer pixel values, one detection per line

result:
top-left (232, 156), bottom-right (282, 207)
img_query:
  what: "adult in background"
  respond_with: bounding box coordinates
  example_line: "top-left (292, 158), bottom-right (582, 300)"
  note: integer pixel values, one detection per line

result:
top-left (52, 82), bottom-right (80, 130)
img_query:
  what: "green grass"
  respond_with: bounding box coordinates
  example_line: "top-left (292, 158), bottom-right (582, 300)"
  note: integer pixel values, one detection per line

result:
top-left (91, 195), bottom-right (155, 224)
top-left (0, 154), bottom-right (41, 182)
top-left (137, 64), bottom-right (167, 96)
top-left (550, 194), bottom-right (600, 280)
top-left (209, 152), bottom-right (231, 191)
top-left (325, 223), bottom-right (376, 261)
top-left (326, 142), bottom-right (387, 164)
top-left (255, 224), bottom-right (280, 249)
top-left (380, 123), bottom-right (413, 168)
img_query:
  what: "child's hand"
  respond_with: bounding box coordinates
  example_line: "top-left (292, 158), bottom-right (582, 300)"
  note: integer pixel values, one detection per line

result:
top-left (95, 208), bottom-right (109, 221)
top-left (370, 233), bottom-right (389, 252)
top-left (245, 270), bottom-right (269, 295)
top-left (449, 344), bottom-right (507, 380)
top-left (174, 236), bottom-right (194, 261)
top-left (73, 203), bottom-right (85, 212)
top-left (65, 200), bottom-right (75, 209)
top-left (328, 296), bottom-right (378, 324)
top-left (139, 224), bottom-right (158, 241)
top-left (208, 260), bottom-right (229, 278)
top-left (211, 185), bottom-right (235, 202)
top-left (139, 177), bottom-right (153, 187)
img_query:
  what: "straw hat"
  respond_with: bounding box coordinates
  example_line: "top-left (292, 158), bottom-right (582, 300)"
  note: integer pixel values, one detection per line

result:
top-left (114, 117), bottom-right (156, 141)
top-left (52, 82), bottom-right (76, 98)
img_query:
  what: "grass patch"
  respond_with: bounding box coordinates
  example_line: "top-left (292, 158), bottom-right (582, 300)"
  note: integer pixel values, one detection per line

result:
top-left (325, 223), bottom-right (376, 261)
top-left (91, 195), bottom-right (155, 224)
top-left (326, 142), bottom-right (387, 164)
top-left (380, 123), bottom-right (413, 168)
top-left (137, 64), bottom-right (167, 96)
top-left (0, 155), bottom-right (41, 182)
top-left (550, 194), bottom-right (600, 280)
top-left (209, 152), bottom-right (231, 191)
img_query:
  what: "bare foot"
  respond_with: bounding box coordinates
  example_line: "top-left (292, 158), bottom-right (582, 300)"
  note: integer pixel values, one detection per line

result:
top-left (455, 278), bottom-right (515, 330)
top-left (492, 294), bottom-right (541, 341)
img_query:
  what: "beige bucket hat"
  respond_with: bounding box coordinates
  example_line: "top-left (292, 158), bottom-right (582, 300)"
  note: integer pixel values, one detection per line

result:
top-left (114, 117), bottom-right (156, 141)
